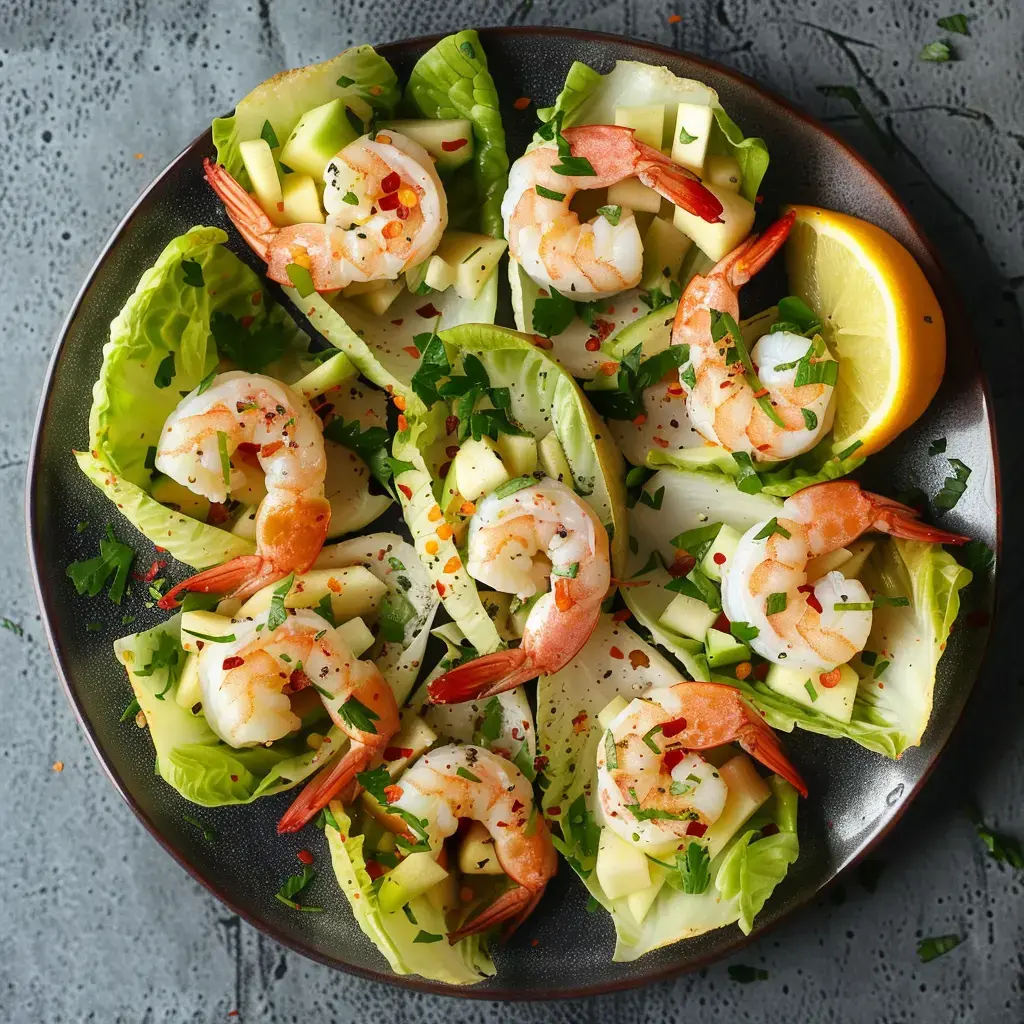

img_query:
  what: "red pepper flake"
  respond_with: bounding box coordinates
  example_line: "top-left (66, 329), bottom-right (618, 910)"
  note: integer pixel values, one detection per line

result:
top-left (289, 667), bottom-right (311, 691)
top-left (661, 716), bottom-right (688, 737)
top-left (667, 553), bottom-right (695, 579)
top-left (383, 746), bottom-right (413, 761)
top-left (531, 939), bottom-right (540, 948)
top-left (222, 656), bottom-right (244, 670)
top-left (798, 584), bottom-right (822, 614)
top-left (611, 608), bottom-right (632, 622)
top-left (154, 545), bottom-right (166, 553)
top-left (719, 380), bottom-right (732, 389)
top-left (438, 461), bottom-right (451, 479)
top-left (402, 345), bottom-right (420, 359)
top-left (230, 774), bottom-right (239, 783)
top-left (138, 558), bottom-right (167, 583)
top-left (584, 337), bottom-right (601, 352)
top-left (668, 12), bottom-right (682, 22)
top-left (297, 849), bottom-right (314, 865)
top-left (712, 552), bottom-right (727, 566)
top-left (663, 749), bottom-right (686, 772)
top-left (628, 649), bottom-right (650, 670)
top-left (251, 290), bottom-right (262, 305)
top-left (207, 502), bottom-right (230, 525)
top-left (326, 576), bottom-right (342, 593)
top-left (547, 805), bottom-right (561, 816)
top-left (445, 416), bottom-right (459, 436)
top-left (391, 318), bottom-right (405, 326)
top-left (534, 755), bottom-right (549, 774)
top-left (752, 388), bottom-right (769, 400)
top-left (416, 302), bottom-right (442, 318)
top-left (686, 820), bottom-right (708, 837)
top-left (632, 413), bottom-right (647, 426)
top-left (445, 447), bottom-right (460, 463)
top-left (734, 661), bottom-right (752, 680)
top-left (531, 334), bottom-right (553, 350)
top-left (381, 171), bottom-right (401, 193)
top-left (755, 194), bottom-right (764, 204)
top-left (261, 440), bottom-right (284, 459)
top-left (392, 394), bottom-right (407, 412)
top-left (436, 581), bottom-right (447, 597)
top-left (819, 667), bottom-right (842, 689)
top-left (753, 662), bottom-right (770, 682)
top-left (713, 612), bottom-right (730, 633)
top-left (237, 441), bottom-right (260, 455)
top-left (511, 799), bottom-right (524, 812)
top-left (441, 138), bottom-right (468, 152)
top-left (513, 96), bottom-right (532, 110)
top-left (398, 484), bottom-right (413, 499)
top-left (652, 436), bottom-right (669, 449)
top-left (571, 711), bottom-right (588, 735)
top-left (397, 414), bottom-right (408, 432)
top-left (599, 360), bottom-right (619, 376)
top-left (365, 859), bottom-right (385, 880)
top-left (383, 784), bottom-right (404, 803)
top-left (666, 383), bottom-right (684, 397)
top-left (609, 646), bottom-right (625, 660)
top-left (760, 822), bottom-right (780, 838)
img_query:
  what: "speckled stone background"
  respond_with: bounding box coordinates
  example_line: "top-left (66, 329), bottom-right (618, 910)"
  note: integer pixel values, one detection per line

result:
top-left (4, 1), bottom-right (1023, 1021)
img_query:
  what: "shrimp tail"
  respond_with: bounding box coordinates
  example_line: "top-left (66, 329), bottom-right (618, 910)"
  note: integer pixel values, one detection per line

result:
top-left (639, 161), bottom-right (725, 224)
top-left (447, 883), bottom-right (541, 943)
top-left (157, 555), bottom-right (283, 610)
top-left (277, 745), bottom-right (369, 834)
top-left (203, 158), bottom-right (277, 261)
top-left (426, 648), bottom-right (535, 704)
top-left (867, 492), bottom-right (971, 546)
top-left (729, 211), bottom-right (797, 286)
top-left (734, 721), bottom-right (809, 798)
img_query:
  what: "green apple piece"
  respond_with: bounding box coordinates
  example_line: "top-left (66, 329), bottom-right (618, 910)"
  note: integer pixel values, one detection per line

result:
top-left (230, 505), bottom-right (259, 541)
top-left (174, 653), bottom-right (202, 710)
top-left (150, 474), bottom-right (211, 523)
top-left (458, 820), bottom-right (505, 875)
top-left (673, 183), bottom-right (755, 261)
top-left (347, 278), bottom-right (404, 316)
top-left (239, 138), bottom-right (285, 224)
top-left (840, 538), bottom-right (876, 580)
top-left (376, 851), bottom-right (449, 914)
top-left (452, 436), bottom-right (510, 502)
top-left (704, 627), bottom-right (750, 668)
top-left (699, 523), bottom-right (741, 582)
top-left (670, 101), bottom-right (714, 173)
top-left (640, 216), bottom-right (692, 291)
top-left (435, 232), bottom-right (508, 300)
top-left (180, 610), bottom-right (236, 654)
top-left (606, 177), bottom-right (662, 215)
top-left (703, 754), bottom-right (771, 859)
top-left (597, 695), bottom-right (629, 731)
top-left (658, 592), bottom-right (718, 641)
top-left (496, 433), bottom-right (538, 478)
top-left (765, 662), bottom-right (859, 723)
top-left (336, 616), bottom-right (374, 658)
top-left (705, 154), bottom-right (742, 193)
top-left (805, 546), bottom-right (852, 582)
top-left (614, 104), bottom-right (666, 149)
top-left (379, 118), bottom-right (474, 171)
top-left (424, 870), bottom-right (459, 916)
top-left (538, 431), bottom-right (573, 486)
top-left (281, 173), bottom-right (325, 225)
top-left (279, 98), bottom-right (359, 180)
top-left (406, 254), bottom-right (455, 296)
top-left (626, 863), bottom-right (667, 924)
top-left (236, 566), bottom-right (387, 622)
top-left (595, 827), bottom-right (651, 901)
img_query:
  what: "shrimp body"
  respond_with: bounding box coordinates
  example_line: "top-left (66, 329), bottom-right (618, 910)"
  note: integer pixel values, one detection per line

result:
top-left (722, 481), bottom-right (971, 671)
top-left (156, 371), bottom-right (330, 606)
top-left (427, 478), bottom-right (611, 703)
top-left (675, 212), bottom-right (836, 461)
top-left (203, 130), bottom-right (446, 293)
top-left (389, 743), bottom-right (557, 939)
top-left (502, 126), bottom-right (723, 301)
top-left (597, 682), bottom-right (807, 851)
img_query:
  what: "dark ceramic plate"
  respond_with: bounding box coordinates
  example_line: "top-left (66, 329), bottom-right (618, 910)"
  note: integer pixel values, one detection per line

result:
top-left (28, 28), bottom-right (998, 999)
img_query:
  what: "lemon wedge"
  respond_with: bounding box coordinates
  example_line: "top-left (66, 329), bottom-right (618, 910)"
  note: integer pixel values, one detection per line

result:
top-left (783, 204), bottom-right (946, 456)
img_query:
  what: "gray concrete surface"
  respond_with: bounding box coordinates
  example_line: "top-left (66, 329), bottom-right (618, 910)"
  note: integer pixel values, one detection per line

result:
top-left (3, 1), bottom-right (1023, 1021)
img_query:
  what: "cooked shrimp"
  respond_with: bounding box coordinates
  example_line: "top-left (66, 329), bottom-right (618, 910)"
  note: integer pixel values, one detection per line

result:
top-left (155, 371), bottom-right (330, 607)
top-left (675, 211), bottom-right (837, 461)
top-left (722, 481), bottom-right (970, 672)
top-left (427, 478), bottom-right (610, 703)
top-left (386, 743), bottom-right (557, 940)
top-left (597, 682), bottom-right (807, 852)
top-left (203, 129), bottom-right (446, 293)
top-left (502, 125), bottom-right (723, 301)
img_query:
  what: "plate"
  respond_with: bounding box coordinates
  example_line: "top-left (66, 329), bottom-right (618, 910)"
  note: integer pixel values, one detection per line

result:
top-left (27, 28), bottom-right (998, 998)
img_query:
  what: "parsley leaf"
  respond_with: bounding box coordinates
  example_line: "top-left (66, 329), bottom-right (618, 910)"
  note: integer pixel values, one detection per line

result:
top-left (181, 259), bottom-right (205, 287)
top-left (596, 204), bottom-right (622, 226)
top-left (970, 807), bottom-right (1024, 870)
top-left (323, 417), bottom-right (392, 492)
top-left (119, 697), bottom-right (140, 723)
top-left (934, 457), bottom-right (971, 511)
top-left (929, 437), bottom-right (947, 456)
top-left (338, 695), bottom-right (380, 734)
top-left (210, 311), bottom-right (286, 373)
top-left (710, 309), bottom-right (784, 427)
top-left (134, 631), bottom-right (182, 700)
top-left (919, 41), bottom-right (953, 62)
top-left (532, 288), bottom-right (576, 338)
top-left (959, 539), bottom-right (993, 578)
top-left (355, 764), bottom-right (392, 804)
top-left (266, 573), bottom-right (294, 631)
top-left (413, 930), bottom-right (443, 943)
top-left (754, 517), bottom-right (791, 541)
top-left (678, 125), bottom-right (698, 145)
top-left (260, 119), bottom-right (279, 148)
top-left (66, 525), bottom-right (135, 604)
top-left (275, 865), bottom-right (322, 912)
top-left (678, 842), bottom-right (711, 894)
top-left (730, 621), bottom-right (759, 643)
top-left (588, 342), bottom-right (690, 421)
top-left (154, 352), bottom-right (175, 389)
top-left (639, 280), bottom-right (682, 312)
top-left (477, 696), bottom-right (503, 743)
top-left (409, 331), bottom-right (450, 407)
top-left (917, 934), bottom-right (961, 963)
top-left (937, 13), bottom-right (969, 34)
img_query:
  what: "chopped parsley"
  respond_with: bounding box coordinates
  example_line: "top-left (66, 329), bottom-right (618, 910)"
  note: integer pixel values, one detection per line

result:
top-left (477, 696), bottom-right (503, 744)
top-left (730, 621), bottom-right (759, 643)
top-left (588, 341), bottom-right (690, 421)
top-left (285, 263), bottom-right (315, 298)
top-left (275, 865), bottom-right (322, 912)
top-left (153, 352), bottom-right (175, 388)
top-left (766, 592), bottom-right (788, 616)
top-left (216, 430), bottom-right (231, 488)
top-left (493, 475), bottom-right (537, 499)
top-left (355, 765), bottom-right (392, 804)
top-left (677, 125), bottom-right (698, 145)
top-left (934, 457), bottom-right (971, 511)
top-left (928, 437), bottom-right (947, 456)
top-left (322, 416), bottom-right (392, 493)
top-left (959, 539), bottom-right (994, 577)
top-left (970, 807), bottom-right (1024, 870)
top-left (596, 204), bottom-right (622, 226)
top-left (803, 679), bottom-right (818, 702)
top-left (413, 930), bottom-right (443, 943)
top-left (266, 573), bottom-right (295, 631)
top-left (210, 311), bottom-right (287, 373)
top-left (678, 842), bottom-right (711, 894)
top-left (1, 617), bottom-right (24, 637)
top-left (604, 730), bottom-right (618, 770)
top-left (313, 593), bottom-right (336, 628)
top-left (119, 697), bottom-right (140, 723)
top-left (183, 813), bottom-right (216, 842)
top-left (455, 766), bottom-right (481, 783)
top-left (641, 724), bottom-right (663, 753)
top-left (801, 407), bottom-right (818, 430)
top-left (919, 41), bottom-right (953, 62)
top-left (134, 632), bottom-right (182, 700)
top-left (66, 525), bottom-right (135, 604)
top-left (937, 13), bottom-right (969, 34)
top-left (536, 109), bottom-right (596, 177)
top-left (260, 120), bottom-right (279, 149)
top-left (338, 694), bottom-right (380, 734)
top-left (917, 934), bottom-right (961, 963)
top-left (532, 287), bottom-right (576, 339)
top-left (638, 485), bottom-right (665, 511)
top-left (551, 562), bottom-right (580, 579)
top-left (535, 184), bottom-right (566, 202)
top-left (711, 309), bottom-right (784, 427)
top-left (181, 259), bottom-right (204, 287)
top-left (671, 522), bottom-right (723, 560)
top-left (754, 517), bottom-right (791, 541)
top-left (378, 591), bottom-right (415, 643)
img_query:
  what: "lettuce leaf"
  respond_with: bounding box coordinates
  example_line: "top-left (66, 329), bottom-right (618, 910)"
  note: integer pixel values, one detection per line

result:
top-left (512, 61), bottom-right (769, 378)
top-left (114, 616), bottom-right (340, 805)
top-left (324, 801), bottom-right (495, 984)
top-left (536, 614), bottom-right (798, 958)
top-left (404, 29), bottom-right (509, 239)
top-left (212, 45), bottom-right (400, 187)
top-left (395, 324), bottom-right (628, 649)
top-left (627, 466), bottom-right (972, 758)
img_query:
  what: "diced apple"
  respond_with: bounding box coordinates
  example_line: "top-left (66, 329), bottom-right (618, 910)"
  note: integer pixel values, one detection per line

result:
top-left (279, 98), bottom-right (358, 180)
top-left (640, 216), bottom-right (692, 291)
top-left (458, 820), bottom-right (504, 875)
top-left (626, 863), bottom-right (666, 924)
top-left (703, 754), bottom-right (772, 859)
top-left (239, 138), bottom-right (285, 224)
top-left (597, 695), bottom-right (629, 730)
top-left (538, 431), bottom-right (573, 486)
top-left (180, 610), bottom-right (236, 654)
top-left (673, 182), bottom-right (755, 262)
top-left (336, 616), bottom-right (374, 658)
top-left (281, 173), bottom-right (325, 225)
top-left (596, 827), bottom-right (651, 901)
top-left (670, 102), bottom-right (715, 173)
top-left (406, 254), bottom-right (455, 295)
top-left (347, 278), bottom-right (404, 316)
top-left (658, 592), bottom-right (718, 641)
top-left (230, 505), bottom-right (258, 541)
top-left (236, 566), bottom-right (387, 622)
top-left (150, 475), bottom-right (211, 522)
top-left (435, 232), bottom-right (508, 300)
top-left (699, 523), bottom-right (741, 582)
top-left (377, 852), bottom-right (448, 914)
top-left (705, 154), bottom-right (742, 193)
top-left (379, 118), bottom-right (475, 172)
top-left (765, 662), bottom-right (859, 723)
top-left (607, 177), bottom-right (662, 214)
top-left (174, 653), bottom-right (201, 709)
top-left (452, 436), bottom-right (510, 501)
top-left (806, 547), bottom-right (852, 582)
top-left (614, 104), bottom-right (666, 150)
top-left (840, 539), bottom-right (876, 580)
top-left (496, 433), bottom-right (538, 478)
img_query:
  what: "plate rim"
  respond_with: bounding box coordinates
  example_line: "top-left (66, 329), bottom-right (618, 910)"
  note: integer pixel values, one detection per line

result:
top-left (25, 24), bottom-right (1002, 1001)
